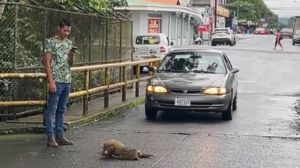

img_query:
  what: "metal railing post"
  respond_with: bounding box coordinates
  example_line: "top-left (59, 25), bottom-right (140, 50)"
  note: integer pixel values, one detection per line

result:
top-left (122, 66), bottom-right (127, 102)
top-left (104, 68), bottom-right (109, 108)
top-left (83, 70), bottom-right (89, 115)
top-left (135, 64), bottom-right (140, 97)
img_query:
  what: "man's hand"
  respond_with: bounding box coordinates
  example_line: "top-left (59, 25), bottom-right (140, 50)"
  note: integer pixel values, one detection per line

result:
top-left (68, 51), bottom-right (75, 66)
top-left (48, 81), bottom-right (56, 93)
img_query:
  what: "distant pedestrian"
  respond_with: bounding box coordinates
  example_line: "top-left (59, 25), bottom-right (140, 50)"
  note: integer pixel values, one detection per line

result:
top-left (273, 29), bottom-right (283, 50)
top-left (43, 19), bottom-right (76, 148)
top-left (194, 36), bottom-right (202, 45)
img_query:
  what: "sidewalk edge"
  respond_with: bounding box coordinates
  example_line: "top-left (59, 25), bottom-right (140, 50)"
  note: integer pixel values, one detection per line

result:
top-left (0, 97), bottom-right (145, 135)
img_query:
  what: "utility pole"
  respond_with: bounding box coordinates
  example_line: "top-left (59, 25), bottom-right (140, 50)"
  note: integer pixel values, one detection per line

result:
top-left (214, 0), bottom-right (217, 28)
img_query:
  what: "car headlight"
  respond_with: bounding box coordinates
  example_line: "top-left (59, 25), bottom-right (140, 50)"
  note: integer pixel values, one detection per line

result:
top-left (147, 85), bottom-right (168, 93)
top-left (203, 87), bottom-right (227, 95)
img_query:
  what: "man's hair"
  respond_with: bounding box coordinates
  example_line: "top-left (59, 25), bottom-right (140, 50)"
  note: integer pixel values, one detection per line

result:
top-left (58, 19), bottom-right (71, 28)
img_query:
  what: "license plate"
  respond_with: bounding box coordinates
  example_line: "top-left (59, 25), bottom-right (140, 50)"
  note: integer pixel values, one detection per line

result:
top-left (150, 49), bottom-right (157, 54)
top-left (175, 98), bottom-right (191, 106)
top-left (136, 47), bottom-right (148, 52)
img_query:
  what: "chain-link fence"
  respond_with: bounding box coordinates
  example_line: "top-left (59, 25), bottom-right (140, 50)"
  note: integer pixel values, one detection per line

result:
top-left (0, 2), bottom-right (132, 121)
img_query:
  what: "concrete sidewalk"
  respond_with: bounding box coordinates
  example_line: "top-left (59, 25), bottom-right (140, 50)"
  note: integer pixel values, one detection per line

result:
top-left (0, 82), bottom-right (147, 135)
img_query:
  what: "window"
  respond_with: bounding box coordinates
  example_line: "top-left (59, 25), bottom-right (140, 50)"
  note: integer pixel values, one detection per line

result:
top-left (159, 52), bottom-right (226, 74)
top-left (135, 36), bottom-right (160, 45)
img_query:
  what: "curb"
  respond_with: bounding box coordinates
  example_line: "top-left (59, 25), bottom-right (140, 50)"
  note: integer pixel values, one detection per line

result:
top-left (65, 97), bottom-right (145, 129)
top-left (0, 97), bottom-right (145, 136)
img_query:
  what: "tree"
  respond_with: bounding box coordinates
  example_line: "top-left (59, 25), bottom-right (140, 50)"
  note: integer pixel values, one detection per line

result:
top-left (288, 17), bottom-right (295, 28)
top-left (227, 0), bottom-right (278, 28)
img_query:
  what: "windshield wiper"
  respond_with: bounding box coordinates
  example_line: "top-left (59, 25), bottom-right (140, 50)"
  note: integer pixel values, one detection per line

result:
top-left (192, 70), bottom-right (216, 74)
top-left (159, 69), bottom-right (188, 73)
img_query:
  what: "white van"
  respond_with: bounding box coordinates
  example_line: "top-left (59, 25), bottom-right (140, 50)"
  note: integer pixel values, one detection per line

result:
top-left (133, 33), bottom-right (170, 61)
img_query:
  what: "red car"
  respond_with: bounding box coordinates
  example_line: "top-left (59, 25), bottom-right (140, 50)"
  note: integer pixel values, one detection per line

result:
top-left (254, 28), bottom-right (269, 35)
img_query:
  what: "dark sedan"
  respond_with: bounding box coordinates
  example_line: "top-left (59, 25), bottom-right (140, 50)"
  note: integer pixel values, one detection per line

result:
top-left (145, 47), bottom-right (239, 121)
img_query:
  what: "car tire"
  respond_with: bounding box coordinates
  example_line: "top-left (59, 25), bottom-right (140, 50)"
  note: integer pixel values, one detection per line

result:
top-left (211, 42), bottom-right (216, 46)
top-left (233, 95), bottom-right (237, 111)
top-left (230, 41), bottom-right (234, 46)
top-left (293, 42), bottom-right (295, 46)
top-left (222, 97), bottom-right (233, 120)
top-left (145, 106), bottom-right (157, 121)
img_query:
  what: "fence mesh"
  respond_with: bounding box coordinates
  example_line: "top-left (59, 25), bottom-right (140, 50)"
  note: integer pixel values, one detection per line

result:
top-left (0, 2), bottom-right (132, 121)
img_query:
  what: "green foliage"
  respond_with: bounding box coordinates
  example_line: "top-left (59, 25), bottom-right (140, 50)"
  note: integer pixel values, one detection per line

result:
top-left (48, 0), bottom-right (127, 11)
top-left (227, 0), bottom-right (278, 28)
top-left (288, 17), bottom-right (295, 28)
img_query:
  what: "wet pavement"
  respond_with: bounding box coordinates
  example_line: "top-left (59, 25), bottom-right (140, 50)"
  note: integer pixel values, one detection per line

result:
top-left (1, 35), bottom-right (300, 168)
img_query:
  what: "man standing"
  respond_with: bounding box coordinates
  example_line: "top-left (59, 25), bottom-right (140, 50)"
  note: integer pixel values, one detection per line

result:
top-left (44, 19), bottom-right (75, 147)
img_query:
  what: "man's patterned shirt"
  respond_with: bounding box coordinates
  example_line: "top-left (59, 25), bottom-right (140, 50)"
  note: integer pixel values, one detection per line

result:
top-left (44, 36), bottom-right (73, 83)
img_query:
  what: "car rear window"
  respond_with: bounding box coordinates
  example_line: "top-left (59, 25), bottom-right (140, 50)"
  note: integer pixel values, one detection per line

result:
top-left (159, 52), bottom-right (226, 74)
top-left (214, 29), bottom-right (229, 33)
top-left (136, 36), bottom-right (160, 45)
top-left (255, 28), bottom-right (265, 31)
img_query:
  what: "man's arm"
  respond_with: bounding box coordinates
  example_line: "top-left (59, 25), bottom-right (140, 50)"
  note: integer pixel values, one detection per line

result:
top-left (44, 52), bottom-right (56, 93)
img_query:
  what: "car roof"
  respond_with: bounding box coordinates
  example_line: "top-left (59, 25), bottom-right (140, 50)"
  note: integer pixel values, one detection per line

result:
top-left (168, 46), bottom-right (224, 55)
top-left (214, 28), bottom-right (229, 30)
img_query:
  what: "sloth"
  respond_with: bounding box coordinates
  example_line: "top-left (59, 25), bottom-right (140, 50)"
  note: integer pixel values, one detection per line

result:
top-left (102, 139), bottom-right (154, 160)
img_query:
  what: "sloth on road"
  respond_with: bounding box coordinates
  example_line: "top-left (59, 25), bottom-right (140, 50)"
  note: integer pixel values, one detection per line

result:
top-left (102, 139), bottom-right (154, 160)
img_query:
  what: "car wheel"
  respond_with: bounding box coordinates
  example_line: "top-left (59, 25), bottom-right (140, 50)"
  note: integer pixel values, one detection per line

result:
top-left (211, 42), bottom-right (216, 46)
top-left (230, 41), bottom-right (234, 46)
top-left (222, 97), bottom-right (233, 120)
top-left (233, 95), bottom-right (237, 111)
top-left (145, 106), bottom-right (157, 121)
top-left (293, 42), bottom-right (295, 46)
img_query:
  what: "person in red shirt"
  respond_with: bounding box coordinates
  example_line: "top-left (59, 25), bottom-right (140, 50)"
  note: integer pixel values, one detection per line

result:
top-left (273, 29), bottom-right (283, 50)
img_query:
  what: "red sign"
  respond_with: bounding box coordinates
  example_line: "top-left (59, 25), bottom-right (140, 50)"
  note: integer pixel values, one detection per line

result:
top-left (148, 19), bottom-right (160, 33)
top-left (198, 25), bottom-right (208, 32)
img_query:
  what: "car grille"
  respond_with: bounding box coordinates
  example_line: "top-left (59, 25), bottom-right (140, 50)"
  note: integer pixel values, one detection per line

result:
top-left (170, 89), bottom-right (203, 94)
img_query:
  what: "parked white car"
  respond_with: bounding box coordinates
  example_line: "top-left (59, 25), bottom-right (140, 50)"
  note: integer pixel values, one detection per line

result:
top-left (133, 33), bottom-right (170, 61)
top-left (211, 28), bottom-right (236, 46)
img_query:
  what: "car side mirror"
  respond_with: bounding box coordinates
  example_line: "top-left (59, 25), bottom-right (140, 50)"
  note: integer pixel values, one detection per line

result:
top-left (231, 68), bottom-right (239, 73)
top-left (148, 66), bottom-right (157, 73)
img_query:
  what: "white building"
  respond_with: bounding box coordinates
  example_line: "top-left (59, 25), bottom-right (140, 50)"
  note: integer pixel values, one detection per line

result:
top-left (115, 0), bottom-right (204, 46)
top-left (190, 0), bottom-right (229, 28)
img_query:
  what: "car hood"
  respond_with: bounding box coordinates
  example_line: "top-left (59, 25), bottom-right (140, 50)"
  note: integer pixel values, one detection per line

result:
top-left (152, 73), bottom-right (226, 89)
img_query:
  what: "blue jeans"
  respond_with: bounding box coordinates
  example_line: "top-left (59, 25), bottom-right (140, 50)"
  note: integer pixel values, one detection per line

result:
top-left (45, 83), bottom-right (71, 137)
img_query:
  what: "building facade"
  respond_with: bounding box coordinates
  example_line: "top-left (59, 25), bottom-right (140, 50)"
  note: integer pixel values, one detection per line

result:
top-left (115, 0), bottom-right (204, 46)
top-left (190, 0), bottom-right (229, 28)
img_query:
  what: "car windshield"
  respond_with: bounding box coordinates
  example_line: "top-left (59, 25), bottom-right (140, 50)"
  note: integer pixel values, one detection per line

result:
top-left (159, 52), bottom-right (226, 74)
top-left (136, 35), bottom-right (160, 45)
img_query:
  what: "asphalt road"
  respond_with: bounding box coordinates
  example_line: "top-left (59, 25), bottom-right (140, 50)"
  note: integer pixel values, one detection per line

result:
top-left (0, 35), bottom-right (300, 168)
